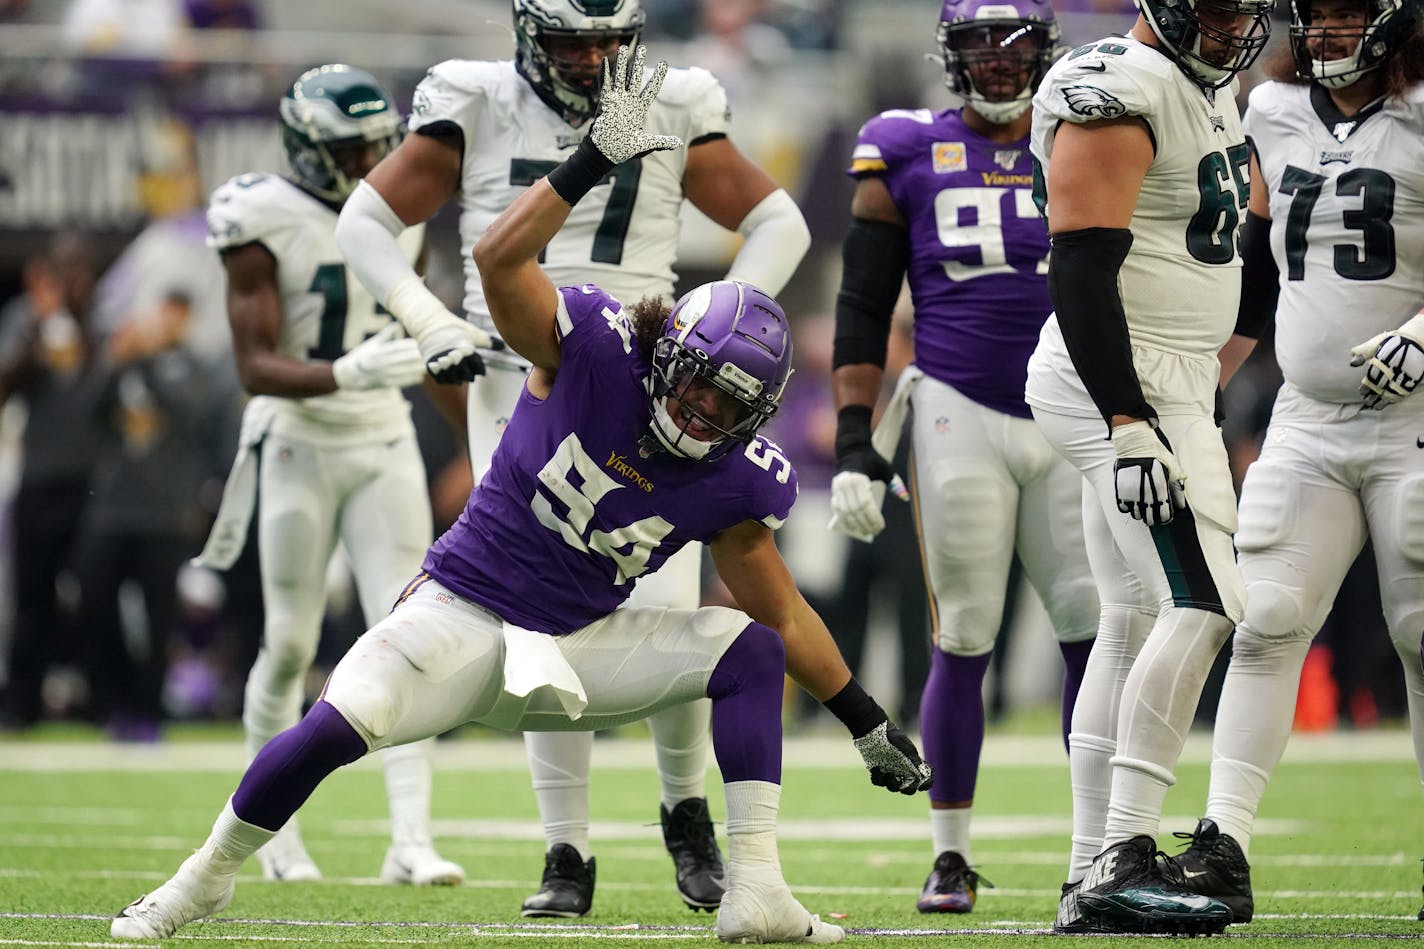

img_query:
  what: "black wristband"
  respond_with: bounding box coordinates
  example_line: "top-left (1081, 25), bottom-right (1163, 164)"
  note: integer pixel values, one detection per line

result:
top-left (546, 136), bottom-right (614, 205)
top-left (822, 677), bottom-right (889, 739)
top-left (834, 405), bottom-right (874, 456)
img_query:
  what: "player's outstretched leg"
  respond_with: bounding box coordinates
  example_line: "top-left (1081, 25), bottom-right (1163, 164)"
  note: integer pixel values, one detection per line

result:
top-left (378, 739), bottom-right (465, 885)
top-left (705, 623), bottom-right (843, 944)
top-left (111, 701), bottom-right (367, 939)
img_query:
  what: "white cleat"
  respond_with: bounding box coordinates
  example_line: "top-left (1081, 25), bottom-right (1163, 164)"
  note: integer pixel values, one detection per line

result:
top-left (380, 840), bottom-right (466, 886)
top-left (111, 851), bottom-right (236, 940)
top-left (254, 820), bottom-right (321, 882)
top-left (716, 864), bottom-right (844, 944)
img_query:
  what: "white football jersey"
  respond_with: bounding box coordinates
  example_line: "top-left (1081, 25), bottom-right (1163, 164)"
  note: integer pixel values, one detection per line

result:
top-left (408, 59), bottom-right (731, 331)
top-left (207, 174), bottom-right (425, 439)
top-left (1029, 37), bottom-right (1248, 416)
top-left (1247, 80), bottom-right (1424, 405)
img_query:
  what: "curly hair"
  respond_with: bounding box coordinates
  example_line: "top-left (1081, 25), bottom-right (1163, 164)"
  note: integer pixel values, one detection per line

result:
top-left (629, 295), bottom-right (669, 364)
top-left (1264, 6), bottom-right (1424, 99)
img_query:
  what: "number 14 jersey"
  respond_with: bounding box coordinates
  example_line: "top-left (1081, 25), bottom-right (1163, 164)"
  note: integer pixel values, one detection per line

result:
top-left (422, 285), bottom-right (798, 636)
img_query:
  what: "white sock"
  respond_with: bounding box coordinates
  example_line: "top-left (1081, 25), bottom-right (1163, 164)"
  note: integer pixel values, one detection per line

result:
top-left (724, 780), bottom-right (781, 869)
top-left (1104, 606), bottom-right (1233, 844)
top-left (202, 798), bottom-right (277, 874)
top-left (380, 739), bottom-right (434, 846)
top-left (929, 807), bottom-right (972, 862)
top-left (525, 730), bottom-right (593, 860)
top-left (1067, 732), bottom-right (1115, 882)
top-left (650, 699), bottom-right (710, 810)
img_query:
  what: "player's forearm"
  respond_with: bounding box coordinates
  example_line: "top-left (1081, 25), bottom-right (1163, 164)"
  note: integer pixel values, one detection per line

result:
top-left (724, 189), bottom-right (810, 297)
top-left (776, 597), bottom-right (853, 703)
top-left (235, 350), bottom-right (338, 398)
top-left (336, 181), bottom-right (420, 310)
top-left (473, 179), bottom-right (574, 279)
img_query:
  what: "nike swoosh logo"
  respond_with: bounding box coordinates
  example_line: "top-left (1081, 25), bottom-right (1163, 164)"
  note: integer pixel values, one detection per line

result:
top-left (1079, 61), bottom-right (1107, 72)
top-left (1182, 868), bottom-right (1208, 880)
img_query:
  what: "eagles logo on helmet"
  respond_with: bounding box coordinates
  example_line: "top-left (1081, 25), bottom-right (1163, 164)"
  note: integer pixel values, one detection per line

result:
top-left (936, 0), bottom-right (1063, 124)
top-left (645, 280), bottom-right (793, 461)
top-left (1133, 0), bottom-right (1275, 88)
top-left (1290, 0), bottom-right (1420, 87)
top-left (513, 0), bottom-right (646, 127)
top-left (279, 64), bottom-right (402, 203)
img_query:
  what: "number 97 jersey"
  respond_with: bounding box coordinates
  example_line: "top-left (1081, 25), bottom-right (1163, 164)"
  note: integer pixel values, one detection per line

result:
top-left (1031, 36), bottom-right (1247, 371)
top-left (206, 173), bottom-right (426, 435)
top-left (408, 59), bottom-right (731, 330)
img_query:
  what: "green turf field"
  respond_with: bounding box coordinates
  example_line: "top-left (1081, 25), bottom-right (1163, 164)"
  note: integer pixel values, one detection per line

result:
top-left (3, 721), bottom-right (1423, 946)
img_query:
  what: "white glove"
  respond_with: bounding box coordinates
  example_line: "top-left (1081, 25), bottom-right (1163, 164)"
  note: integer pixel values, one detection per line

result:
top-left (385, 274), bottom-right (505, 384)
top-left (588, 44), bottom-right (683, 164)
top-left (829, 471), bottom-right (887, 543)
top-left (1350, 312), bottom-right (1424, 410)
top-left (1111, 419), bottom-right (1187, 526)
top-left (330, 323), bottom-right (425, 391)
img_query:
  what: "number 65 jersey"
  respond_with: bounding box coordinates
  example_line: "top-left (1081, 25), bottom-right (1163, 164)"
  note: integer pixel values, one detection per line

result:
top-left (207, 173), bottom-right (425, 438)
top-left (1029, 36), bottom-right (1248, 417)
top-left (409, 59), bottom-right (730, 330)
top-left (422, 285), bottom-right (798, 637)
top-left (1246, 80), bottom-right (1424, 406)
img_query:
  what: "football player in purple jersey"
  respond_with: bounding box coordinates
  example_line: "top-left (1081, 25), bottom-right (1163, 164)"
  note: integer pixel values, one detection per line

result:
top-left (828, 0), bottom-right (1096, 915)
top-left (110, 46), bottom-right (928, 946)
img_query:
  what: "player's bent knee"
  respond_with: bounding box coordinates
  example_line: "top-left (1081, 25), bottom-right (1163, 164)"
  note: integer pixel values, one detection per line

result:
top-left (1385, 607), bottom-right (1424, 659)
top-left (257, 635), bottom-right (320, 681)
top-left (1398, 476), bottom-right (1424, 562)
top-left (1241, 581), bottom-right (1310, 643)
top-left (706, 622), bottom-right (785, 699)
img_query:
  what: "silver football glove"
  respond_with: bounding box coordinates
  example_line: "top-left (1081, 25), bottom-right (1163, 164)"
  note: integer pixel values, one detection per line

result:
top-left (1111, 419), bottom-right (1187, 526)
top-left (588, 44), bottom-right (683, 164)
top-left (331, 323), bottom-right (426, 391)
top-left (852, 721), bottom-right (934, 795)
top-left (1350, 312), bottom-right (1424, 410)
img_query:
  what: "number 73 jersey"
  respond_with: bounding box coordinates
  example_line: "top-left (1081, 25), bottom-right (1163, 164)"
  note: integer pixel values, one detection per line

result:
top-left (1032, 36), bottom-right (1248, 364)
top-left (409, 59), bottom-right (731, 330)
top-left (1245, 80), bottom-right (1424, 405)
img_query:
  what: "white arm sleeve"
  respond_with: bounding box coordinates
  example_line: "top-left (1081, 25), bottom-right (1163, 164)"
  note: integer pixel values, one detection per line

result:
top-left (335, 180), bottom-right (419, 307)
top-left (724, 188), bottom-right (810, 297)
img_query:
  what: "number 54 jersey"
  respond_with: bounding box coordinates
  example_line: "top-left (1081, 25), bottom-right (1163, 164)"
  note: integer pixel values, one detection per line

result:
top-left (422, 284), bottom-right (798, 636)
top-left (1029, 36), bottom-right (1248, 417)
top-left (1246, 80), bottom-right (1424, 406)
top-left (409, 60), bottom-right (730, 330)
top-left (206, 173), bottom-right (426, 438)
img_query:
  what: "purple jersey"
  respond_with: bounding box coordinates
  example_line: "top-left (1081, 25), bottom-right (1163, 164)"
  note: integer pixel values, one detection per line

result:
top-left (848, 108), bottom-right (1051, 418)
top-left (423, 285), bottom-right (799, 635)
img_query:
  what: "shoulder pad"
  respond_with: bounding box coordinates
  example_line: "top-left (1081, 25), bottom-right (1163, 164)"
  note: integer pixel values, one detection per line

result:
top-left (1037, 38), bottom-right (1166, 126)
top-left (654, 65), bottom-right (724, 107)
top-left (849, 109), bottom-right (936, 175)
top-left (409, 59), bottom-right (503, 131)
top-left (206, 174), bottom-right (286, 251)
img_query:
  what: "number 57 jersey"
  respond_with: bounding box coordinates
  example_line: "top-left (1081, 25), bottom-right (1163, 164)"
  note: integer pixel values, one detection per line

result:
top-left (409, 60), bottom-right (731, 330)
top-left (1246, 80), bottom-right (1424, 406)
top-left (421, 285), bottom-right (799, 636)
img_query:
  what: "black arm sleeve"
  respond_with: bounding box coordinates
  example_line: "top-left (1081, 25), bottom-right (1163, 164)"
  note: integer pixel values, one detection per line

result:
top-left (832, 216), bottom-right (909, 370)
top-left (1234, 210), bottom-right (1279, 340)
top-left (1047, 226), bottom-right (1155, 428)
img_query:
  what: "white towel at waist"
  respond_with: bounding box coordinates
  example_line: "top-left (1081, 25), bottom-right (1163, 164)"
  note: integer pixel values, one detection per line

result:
top-left (192, 396), bottom-right (276, 570)
top-left (501, 622), bottom-right (588, 721)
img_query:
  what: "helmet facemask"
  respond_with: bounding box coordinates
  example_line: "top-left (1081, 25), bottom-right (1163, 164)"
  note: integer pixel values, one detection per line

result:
top-left (1138, 0), bottom-right (1275, 88)
top-left (646, 281), bottom-right (792, 462)
top-left (514, 0), bottom-right (645, 127)
top-left (280, 65), bottom-right (402, 203)
top-left (1290, 0), bottom-right (1408, 89)
top-left (937, 13), bottom-right (1061, 123)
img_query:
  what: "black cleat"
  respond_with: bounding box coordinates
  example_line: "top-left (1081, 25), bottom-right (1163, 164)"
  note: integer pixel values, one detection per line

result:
top-left (520, 843), bottom-right (595, 918)
top-left (916, 850), bottom-right (991, 913)
top-left (1076, 835), bottom-right (1233, 935)
top-left (1176, 818), bottom-right (1254, 923)
top-left (1054, 880), bottom-right (1106, 933)
top-left (660, 797), bottom-right (725, 912)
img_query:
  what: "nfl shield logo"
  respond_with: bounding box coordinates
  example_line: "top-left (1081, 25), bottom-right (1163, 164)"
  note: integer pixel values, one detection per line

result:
top-left (993, 149), bottom-right (1021, 171)
top-left (932, 142), bottom-right (967, 174)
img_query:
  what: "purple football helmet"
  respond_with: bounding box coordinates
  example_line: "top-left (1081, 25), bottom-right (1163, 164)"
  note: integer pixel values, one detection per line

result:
top-left (937, 0), bottom-right (1062, 123)
top-left (648, 280), bottom-right (793, 461)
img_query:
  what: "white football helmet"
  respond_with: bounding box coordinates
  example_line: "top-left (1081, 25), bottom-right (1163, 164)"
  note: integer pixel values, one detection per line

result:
top-left (513, 0), bottom-right (645, 127)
